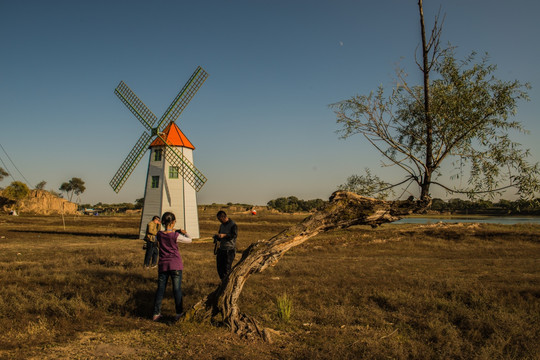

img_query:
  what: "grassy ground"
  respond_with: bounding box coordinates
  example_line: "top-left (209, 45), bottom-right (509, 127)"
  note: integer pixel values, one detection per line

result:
top-left (0, 210), bottom-right (539, 359)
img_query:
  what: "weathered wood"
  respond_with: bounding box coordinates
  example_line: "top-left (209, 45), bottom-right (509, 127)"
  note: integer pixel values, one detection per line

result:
top-left (183, 191), bottom-right (429, 340)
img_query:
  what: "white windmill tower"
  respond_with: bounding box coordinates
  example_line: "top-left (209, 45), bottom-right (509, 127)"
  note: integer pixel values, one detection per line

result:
top-left (110, 66), bottom-right (209, 239)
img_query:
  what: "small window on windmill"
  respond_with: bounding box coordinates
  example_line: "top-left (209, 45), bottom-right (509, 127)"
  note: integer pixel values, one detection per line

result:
top-left (169, 166), bottom-right (179, 179)
top-left (154, 149), bottom-right (162, 161)
top-left (151, 176), bottom-right (159, 188)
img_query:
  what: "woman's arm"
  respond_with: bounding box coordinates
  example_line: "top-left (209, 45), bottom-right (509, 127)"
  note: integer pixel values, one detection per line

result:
top-left (175, 231), bottom-right (192, 244)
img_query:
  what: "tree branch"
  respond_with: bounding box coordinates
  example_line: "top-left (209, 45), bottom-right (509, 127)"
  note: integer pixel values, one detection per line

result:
top-left (430, 180), bottom-right (515, 195)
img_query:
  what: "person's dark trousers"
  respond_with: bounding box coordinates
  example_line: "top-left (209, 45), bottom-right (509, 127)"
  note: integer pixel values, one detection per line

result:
top-left (153, 270), bottom-right (183, 316)
top-left (216, 249), bottom-right (236, 280)
top-left (144, 241), bottom-right (158, 267)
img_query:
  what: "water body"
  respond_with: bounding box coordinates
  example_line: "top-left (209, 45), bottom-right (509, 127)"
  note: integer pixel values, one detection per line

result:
top-left (394, 217), bottom-right (540, 225)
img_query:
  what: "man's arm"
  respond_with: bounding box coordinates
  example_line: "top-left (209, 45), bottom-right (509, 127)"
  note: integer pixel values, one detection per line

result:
top-left (219, 222), bottom-right (238, 241)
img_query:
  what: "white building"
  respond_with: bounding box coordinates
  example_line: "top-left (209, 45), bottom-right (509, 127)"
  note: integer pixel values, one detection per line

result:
top-left (138, 122), bottom-right (200, 239)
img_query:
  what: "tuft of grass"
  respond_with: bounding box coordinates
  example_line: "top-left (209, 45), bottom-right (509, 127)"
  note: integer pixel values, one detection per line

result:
top-left (276, 293), bottom-right (292, 323)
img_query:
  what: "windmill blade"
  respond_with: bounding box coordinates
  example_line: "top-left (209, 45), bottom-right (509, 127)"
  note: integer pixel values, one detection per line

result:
top-left (164, 146), bottom-right (207, 192)
top-left (110, 131), bottom-right (152, 193)
top-left (114, 81), bottom-right (158, 132)
top-left (156, 66), bottom-right (209, 133)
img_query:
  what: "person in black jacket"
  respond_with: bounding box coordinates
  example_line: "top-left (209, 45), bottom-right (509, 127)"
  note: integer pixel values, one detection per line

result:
top-left (213, 210), bottom-right (238, 280)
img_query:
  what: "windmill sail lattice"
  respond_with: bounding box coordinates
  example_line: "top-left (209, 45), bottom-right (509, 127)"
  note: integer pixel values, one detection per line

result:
top-left (109, 66), bottom-right (208, 193)
top-left (110, 131), bottom-right (152, 193)
top-left (115, 81), bottom-right (158, 131)
top-left (157, 66), bottom-right (209, 134)
top-left (164, 143), bottom-right (207, 192)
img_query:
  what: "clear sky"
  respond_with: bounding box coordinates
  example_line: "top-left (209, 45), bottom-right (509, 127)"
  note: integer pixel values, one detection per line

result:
top-left (1, 0), bottom-right (539, 205)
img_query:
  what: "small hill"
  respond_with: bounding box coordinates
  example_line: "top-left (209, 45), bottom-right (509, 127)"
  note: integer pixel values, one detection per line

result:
top-left (0, 189), bottom-right (78, 215)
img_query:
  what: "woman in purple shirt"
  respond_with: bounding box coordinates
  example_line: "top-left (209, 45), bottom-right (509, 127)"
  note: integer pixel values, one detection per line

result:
top-left (152, 212), bottom-right (192, 322)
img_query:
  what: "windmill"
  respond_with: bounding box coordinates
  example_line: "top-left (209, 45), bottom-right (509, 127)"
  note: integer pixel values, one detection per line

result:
top-left (110, 66), bottom-right (209, 239)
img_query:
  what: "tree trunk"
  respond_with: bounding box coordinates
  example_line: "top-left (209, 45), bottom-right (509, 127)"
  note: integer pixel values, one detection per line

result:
top-left (418, 0), bottom-right (434, 201)
top-left (183, 191), bottom-right (429, 341)
top-left (420, 170), bottom-right (432, 202)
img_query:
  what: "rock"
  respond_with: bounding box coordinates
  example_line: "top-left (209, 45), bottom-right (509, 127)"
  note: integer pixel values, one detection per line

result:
top-left (0, 189), bottom-right (78, 215)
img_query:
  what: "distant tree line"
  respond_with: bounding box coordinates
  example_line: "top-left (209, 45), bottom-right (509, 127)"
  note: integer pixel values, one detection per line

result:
top-left (265, 194), bottom-right (540, 215)
top-left (431, 198), bottom-right (540, 215)
top-left (267, 196), bottom-right (327, 213)
top-left (79, 199), bottom-right (143, 214)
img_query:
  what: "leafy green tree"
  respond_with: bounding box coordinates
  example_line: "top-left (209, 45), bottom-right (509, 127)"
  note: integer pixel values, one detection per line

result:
top-left (0, 167), bottom-right (8, 182)
top-left (35, 180), bottom-right (47, 190)
top-left (475, 199), bottom-right (493, 210)
top-left (496, 199), bottom-right (512, 211)
top-left (3, 181), bottom-right (30, 202)
top-left (332, 0), bottom-right (539, 202)
top-left (59, 177), bottom-right (86, 201)
top-left (303, 199), bottom-right (326, 212)
top-left (338, 168), bottom-right (395, 200)
top-left (135, 197), bottom-right (144, 209)
top-left (430, 198), bottom-right (448, 212)
top-left (267, 196), bottom-right (326, 213)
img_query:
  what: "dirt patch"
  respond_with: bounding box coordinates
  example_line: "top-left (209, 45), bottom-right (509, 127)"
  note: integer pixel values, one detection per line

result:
top-left (28, 331), bottom-right (143, 359)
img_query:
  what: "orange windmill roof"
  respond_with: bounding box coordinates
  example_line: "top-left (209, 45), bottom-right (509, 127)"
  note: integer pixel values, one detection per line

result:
top-left (150, 122), bottom-right (195, 149)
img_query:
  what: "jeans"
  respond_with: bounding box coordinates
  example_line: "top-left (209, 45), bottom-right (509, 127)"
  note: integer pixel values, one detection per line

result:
top-left (216, 249), bottom-right (236, 280)
top-left (153, 270), bottom-right (183, 316)
top-left (144, 241), bottom-right (158, 267)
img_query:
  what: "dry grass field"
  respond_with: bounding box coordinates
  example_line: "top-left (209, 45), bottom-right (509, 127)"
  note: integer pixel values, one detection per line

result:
top-left (0, 209), bottom-right (539, 359)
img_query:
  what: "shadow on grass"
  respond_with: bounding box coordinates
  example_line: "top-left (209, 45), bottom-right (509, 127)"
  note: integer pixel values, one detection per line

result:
top-left (125, 289), bottom-right (156, 318)
top-left (79, 268), bottom-right (157, 318)
top-left (9, 229), bottom-right (138, 240)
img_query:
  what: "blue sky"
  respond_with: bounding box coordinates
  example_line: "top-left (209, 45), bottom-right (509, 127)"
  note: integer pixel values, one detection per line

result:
top-left (1, 0), bottom-right (539, 205)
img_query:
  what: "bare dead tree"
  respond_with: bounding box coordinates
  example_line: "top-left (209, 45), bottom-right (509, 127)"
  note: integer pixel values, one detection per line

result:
top-left (183, 191), bottom-right (429, 341)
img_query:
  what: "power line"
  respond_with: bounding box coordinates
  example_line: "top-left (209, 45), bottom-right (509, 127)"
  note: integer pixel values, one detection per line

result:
top-left (0, 142), bottom-right (32, 186)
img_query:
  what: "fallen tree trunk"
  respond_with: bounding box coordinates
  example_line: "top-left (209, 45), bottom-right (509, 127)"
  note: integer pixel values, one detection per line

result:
top-left (183, 191), bottom-right (429, 340)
